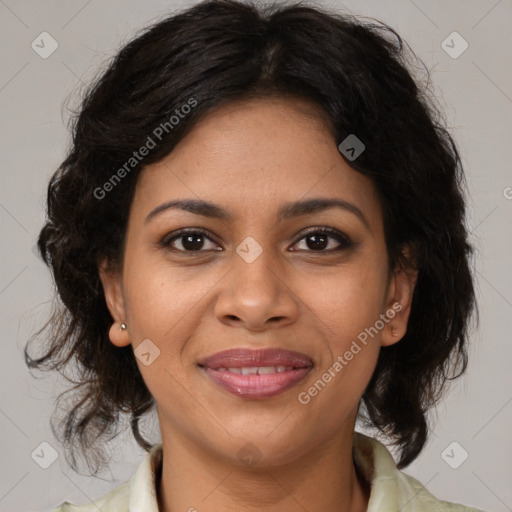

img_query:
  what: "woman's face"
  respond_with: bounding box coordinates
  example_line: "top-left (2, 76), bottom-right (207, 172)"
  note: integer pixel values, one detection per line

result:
top-left (101, 97), bottom-right (415, 467)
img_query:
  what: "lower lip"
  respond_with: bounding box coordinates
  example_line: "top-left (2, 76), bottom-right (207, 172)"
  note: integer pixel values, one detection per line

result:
top-left (200, 366), bottom-right (312, 399)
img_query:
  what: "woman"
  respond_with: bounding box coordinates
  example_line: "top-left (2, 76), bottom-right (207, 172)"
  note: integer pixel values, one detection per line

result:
top-left (26, 0), bottom-right (483, 510)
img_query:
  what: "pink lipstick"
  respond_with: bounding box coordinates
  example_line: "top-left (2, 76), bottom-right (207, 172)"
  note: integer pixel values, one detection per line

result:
top-left (198, 348), bottom-right (313, 399)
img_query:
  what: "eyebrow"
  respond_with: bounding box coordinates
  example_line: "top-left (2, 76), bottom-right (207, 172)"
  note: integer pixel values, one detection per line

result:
top-left (145, 197), bottom-right (369, 229)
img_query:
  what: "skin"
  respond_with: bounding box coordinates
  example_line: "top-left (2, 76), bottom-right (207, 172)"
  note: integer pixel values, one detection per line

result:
top-left (100, 97), bottom-right (417, 512)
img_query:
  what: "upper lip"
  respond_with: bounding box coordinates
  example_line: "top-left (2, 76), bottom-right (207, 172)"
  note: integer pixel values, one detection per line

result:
top-left (198, 348), bottom-right (314, 369)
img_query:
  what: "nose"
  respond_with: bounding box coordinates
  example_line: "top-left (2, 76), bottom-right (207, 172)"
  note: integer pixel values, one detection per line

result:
top-left (214, 246), bottom-right (299, 332)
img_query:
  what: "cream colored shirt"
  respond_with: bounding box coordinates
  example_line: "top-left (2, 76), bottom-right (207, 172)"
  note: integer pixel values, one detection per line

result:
top-left (50, 432), bottom-right (484, 512)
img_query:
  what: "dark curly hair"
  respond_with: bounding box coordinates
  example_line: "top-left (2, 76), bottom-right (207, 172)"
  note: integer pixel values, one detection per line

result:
top-left (25, 0), bottom-right (476, 473)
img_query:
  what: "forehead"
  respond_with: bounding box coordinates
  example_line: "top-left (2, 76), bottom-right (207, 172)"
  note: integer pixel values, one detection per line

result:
top-left (133, 97), bottom-right (382, 228)
top-left (178, 96), bottom-right (335, 161)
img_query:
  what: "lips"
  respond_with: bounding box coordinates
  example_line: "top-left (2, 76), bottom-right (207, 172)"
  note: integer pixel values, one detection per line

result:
top-left (198, 348), bottom-right (314, 370)
top-left (198, 348), bottom-right (314, 399)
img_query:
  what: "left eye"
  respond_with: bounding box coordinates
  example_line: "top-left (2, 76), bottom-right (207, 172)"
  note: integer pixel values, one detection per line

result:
top-left (291, 228), bottom-right (352, 252)
top-left (161, 228), bottom-right (351, 253)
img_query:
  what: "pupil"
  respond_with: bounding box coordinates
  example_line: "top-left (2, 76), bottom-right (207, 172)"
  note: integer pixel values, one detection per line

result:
top-left (183, 234), bottom-right (204, 251)
top-left (307, 234), bottom-right (328, 250)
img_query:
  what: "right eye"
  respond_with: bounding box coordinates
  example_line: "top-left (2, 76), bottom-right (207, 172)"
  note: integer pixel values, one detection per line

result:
top-left (161, 228), bottom-right (222, 253)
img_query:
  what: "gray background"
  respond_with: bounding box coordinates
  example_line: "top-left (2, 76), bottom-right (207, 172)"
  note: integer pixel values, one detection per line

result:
top-left (1, 0), bottom-right (511, 511)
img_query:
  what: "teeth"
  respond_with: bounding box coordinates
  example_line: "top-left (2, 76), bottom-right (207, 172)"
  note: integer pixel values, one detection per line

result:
top-left (257, 366), bottom-right (277, 374)
top-left (220, 366), bottom-right (295, 374)
top-left (240, 367), bottom-right (258, 375)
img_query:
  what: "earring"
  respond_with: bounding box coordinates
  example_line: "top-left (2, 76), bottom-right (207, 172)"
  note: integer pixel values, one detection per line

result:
top-left (120, 323), bottom-right (127, 331)
top-left (390, 325), bottom-right (398, 337)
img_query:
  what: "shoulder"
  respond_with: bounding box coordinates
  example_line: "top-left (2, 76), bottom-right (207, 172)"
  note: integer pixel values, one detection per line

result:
top-left (48, 481), bottom-right (130, 512)
top-left (353, 432), bottom-right (486, 512)
top-left (397, 469), bottom-right (485, 512)
top-left (48, 443), bottom-right (163, 512)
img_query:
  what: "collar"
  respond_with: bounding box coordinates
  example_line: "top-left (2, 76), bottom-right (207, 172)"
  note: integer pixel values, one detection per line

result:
top-left (128, 441), bottom-right (162, 511)
top-left (352, 431), bottom-right (401, 511)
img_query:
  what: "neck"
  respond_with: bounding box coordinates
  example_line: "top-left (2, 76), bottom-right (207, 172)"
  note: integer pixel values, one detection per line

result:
top-left (156, 420), bottom-right (369, 512)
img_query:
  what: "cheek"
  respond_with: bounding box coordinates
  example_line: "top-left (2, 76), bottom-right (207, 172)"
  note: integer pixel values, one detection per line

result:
top-left (296, 269), bottom-right (386, 424)
top-left (121, 261), bottom-right (208, 414)
top-left (122, 247), bottom-right (208, 337)
top-left (305, 258), bottom-right (389, 338)
top-left (303, 255), bottom-right (388, 388)
top-left (121, 253), bottom-right (224, 392)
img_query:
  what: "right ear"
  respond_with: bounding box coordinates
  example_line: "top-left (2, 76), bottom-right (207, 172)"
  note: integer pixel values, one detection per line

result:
top-left (98, 259), bottom-right (130, 347)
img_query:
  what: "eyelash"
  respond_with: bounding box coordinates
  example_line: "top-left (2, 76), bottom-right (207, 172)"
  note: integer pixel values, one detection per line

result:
top-left (160, 227), bottom-right (352, 254)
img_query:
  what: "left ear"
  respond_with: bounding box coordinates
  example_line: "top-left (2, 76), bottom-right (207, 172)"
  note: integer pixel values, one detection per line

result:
top-left (381, 245), bottom-right (418, 347)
